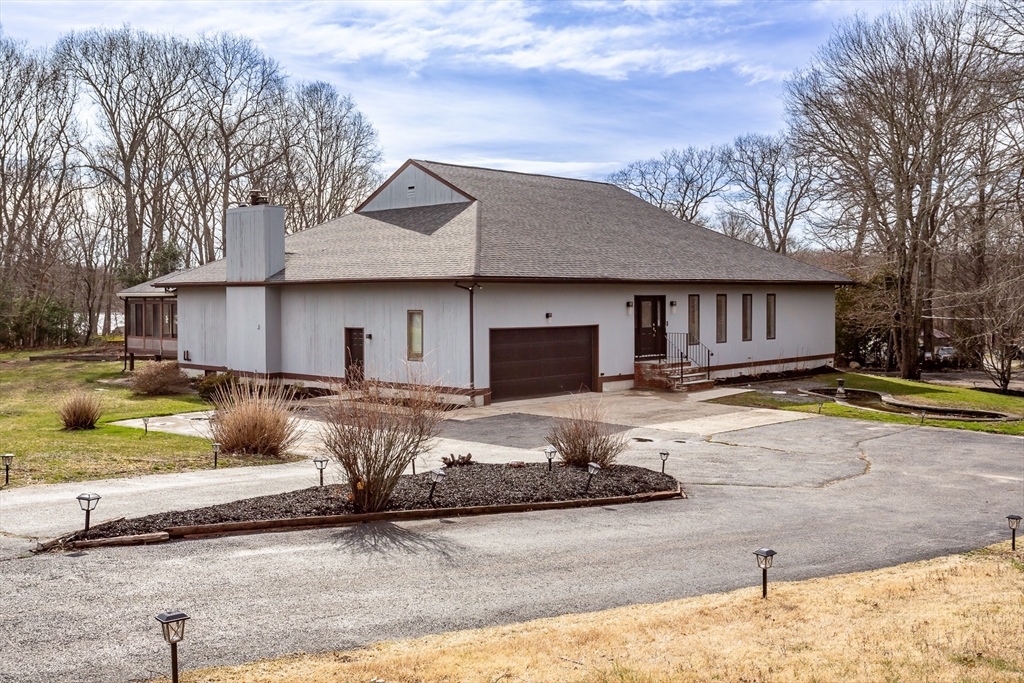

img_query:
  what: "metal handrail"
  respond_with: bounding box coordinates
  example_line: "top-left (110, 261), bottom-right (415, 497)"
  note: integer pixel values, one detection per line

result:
top-left (665, 332), bottom-right (713, 383)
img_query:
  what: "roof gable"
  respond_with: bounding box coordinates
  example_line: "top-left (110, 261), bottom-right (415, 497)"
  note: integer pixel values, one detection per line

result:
top-left (357, 160), bottom-right (473, 212)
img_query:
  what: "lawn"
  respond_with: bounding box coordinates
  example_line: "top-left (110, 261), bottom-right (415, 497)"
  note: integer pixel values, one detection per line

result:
top-left (153, 543), bottom-right (1024, 683)
top-left (711, 372), bottom-right (1024, 436)
top-left (0, 351), bottom-right (293, 487)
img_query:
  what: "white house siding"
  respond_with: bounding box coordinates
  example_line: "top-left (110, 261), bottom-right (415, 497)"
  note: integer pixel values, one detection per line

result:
top-left (278, 283), bottom-right (471, 388)
top-left (225, 286), bottom-right (282, 375)
top-left (473, 283), bottom-right (835, 390)
top-left (360, 165), bottom-right (471, 212)
top-left (177, 287), bottom-right (227, 369)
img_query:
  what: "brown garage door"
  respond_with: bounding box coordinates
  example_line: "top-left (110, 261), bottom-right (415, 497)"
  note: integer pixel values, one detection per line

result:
top-left (489, 326), bottom-right (595, 402)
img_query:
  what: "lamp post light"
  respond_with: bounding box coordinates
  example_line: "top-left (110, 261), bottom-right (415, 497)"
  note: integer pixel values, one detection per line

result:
top-left (659, 451), bottom-right (669, 474)
top-left (410, 457), bottom-right (416, 475)
top-left (2, 453), bottom-right (13, 486)
top-left (754, 548), bottom-right (777, 599)
top-left (544, 446), bottom-right (556, 472)
top-left (428, 468), bottom-right (446, 504)
top-left (76, 492), bottom-right (101, 531)
top-left (155, 610), bottom-right (191, 683)
top-left (1008, 515), bottom-right (1022, 551)
top-left (585, 462), bottom-right (601, 494)
top-left (313, 456), bottom-right (328, 487)
top-left (142, 416), bottom-right (150, 435)
top-left (211, 442), bottom-right (221, 469)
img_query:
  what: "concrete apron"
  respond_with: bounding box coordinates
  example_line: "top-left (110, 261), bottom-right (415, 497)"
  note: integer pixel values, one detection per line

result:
top-left (0, 391), bottom-right (812, 546)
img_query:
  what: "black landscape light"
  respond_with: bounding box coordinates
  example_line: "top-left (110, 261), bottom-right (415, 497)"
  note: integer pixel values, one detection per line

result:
top-left (1008, 515), bottom-right (1022, 551)
top-left (142, 416), bottom-right (150, 435)
top-left (2, 453), bottom-right (12, 486)
top-left (211, 442), bottom-right (221, 469)
top-left (428, 467), bottom-right (446, 503)
top-left (155, 610), bottom-right (191, 683)
top-left (659, 451), bottom-right (669, 474)
top-left (544, 446), bottom-right (556, 471)
top-left (410, 457), bottom-right (416, 475)
top-left (313, 456), bottom-right (328, 487)
top-left (76, 492), bottom-right (101, 531)
top-left (585, 462), bottom-right (601, 494)
top-left (754, 548), bottom-right (777, 599)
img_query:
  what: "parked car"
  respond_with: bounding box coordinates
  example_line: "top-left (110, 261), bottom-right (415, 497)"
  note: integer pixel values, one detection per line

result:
top-left (936, 346), bottom-right (957, 362)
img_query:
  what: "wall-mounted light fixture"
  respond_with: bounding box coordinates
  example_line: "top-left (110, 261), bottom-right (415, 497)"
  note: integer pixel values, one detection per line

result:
top-left (626, 301), bottom-right (634, 316)
top-left (366, 333), bottom-right (372, 340)
top-left (545, 312), bottom-right (552, 319)
top-left (670, 300), bottom-right (678, 313)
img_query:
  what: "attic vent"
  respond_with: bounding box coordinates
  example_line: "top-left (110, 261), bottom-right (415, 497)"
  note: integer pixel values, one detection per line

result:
top-left (407, 185), bottom-right (416, 198)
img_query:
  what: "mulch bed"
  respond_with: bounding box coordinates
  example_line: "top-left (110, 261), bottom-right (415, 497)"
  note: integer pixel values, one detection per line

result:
top-left (71, 463), bottom-right (678, 541)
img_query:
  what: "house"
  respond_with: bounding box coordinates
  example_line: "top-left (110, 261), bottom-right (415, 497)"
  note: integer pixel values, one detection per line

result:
top-left (152, 160), bottom-right (850, 404)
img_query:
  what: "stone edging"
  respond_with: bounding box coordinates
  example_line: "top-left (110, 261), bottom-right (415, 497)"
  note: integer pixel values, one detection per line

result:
top-left (56, 486), bottom-right (685, 549)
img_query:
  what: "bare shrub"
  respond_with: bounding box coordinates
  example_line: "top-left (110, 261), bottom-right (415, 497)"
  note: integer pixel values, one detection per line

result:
top-left (319, 377), bottom-right (448, 513)
top-left (131, 361), bottom-right (191, 395)
top-left (546, 396), bottom-right (627, 468)
top-left (58, 392), bottom-right (102, 430)
top-left (209, 381), bottom-right (298, 457)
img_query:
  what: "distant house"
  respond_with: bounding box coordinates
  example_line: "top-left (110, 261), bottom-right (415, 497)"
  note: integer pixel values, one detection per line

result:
top-left (153, 160), bottom-right (849, 404)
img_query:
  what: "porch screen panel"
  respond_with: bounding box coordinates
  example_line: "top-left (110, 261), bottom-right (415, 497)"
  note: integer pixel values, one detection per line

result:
top-left (716, 294), bottom-right (727, 343)
top-left (766, 294), bottom-right (776, 340)
top-left (132, 303), bottom-right (144, 336)
top-left (145, 303), bottom-right (159, 337)
top-left (688, 295), bottom-right (699, 344)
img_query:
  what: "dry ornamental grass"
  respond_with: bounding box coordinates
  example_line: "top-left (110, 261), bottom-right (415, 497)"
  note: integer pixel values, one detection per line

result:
top-left (547, 396), bottom-right (627, 468)
top-left (57, 391), bottom-right (102, 430)
top-left (209, 381), bottom-right (298, 457)
top-left (158, 545), bottom-right (1024, 683)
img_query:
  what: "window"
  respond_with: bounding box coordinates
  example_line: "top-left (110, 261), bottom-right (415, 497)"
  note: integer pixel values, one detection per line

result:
top-left (163, 303), bottom-right (177, 339)
top-left (407, 310), bottom-right (423, 360)
top-left (766, 293), bottom-right (776, 340)
top-left (130, 302), bottom-right (144, 336)
top-left (742, 294), bottom-right (752, 342)
top-left (688, 295), bottom-right (700, 344)
top-left (145, 302), bottom-right (160, 338)
top-left (716, 294), bottom-right (727, 343)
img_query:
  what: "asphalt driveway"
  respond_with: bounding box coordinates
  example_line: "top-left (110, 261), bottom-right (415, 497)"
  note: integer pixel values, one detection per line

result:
top-left (1, 417), bottom-right (1022, 682)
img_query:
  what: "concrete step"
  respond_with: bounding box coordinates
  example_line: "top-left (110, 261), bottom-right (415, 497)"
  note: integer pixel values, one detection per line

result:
top-left (676, 378), bottom-right (716, 392)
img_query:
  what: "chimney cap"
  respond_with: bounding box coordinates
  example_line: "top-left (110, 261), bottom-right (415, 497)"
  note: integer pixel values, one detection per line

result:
top-left (250, 189), bottom-right (270, 206)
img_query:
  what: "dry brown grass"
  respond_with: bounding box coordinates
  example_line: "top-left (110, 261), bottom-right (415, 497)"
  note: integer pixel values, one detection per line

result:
top-left (209, 381), bottom-right (298, 457)
top-left (57, 391), bottom-right (102, 430)
top-left (547, 396), bottom-right (627, 468)
top-left (131, 361), bottom-right (191, 395)
top-left (160, 544), bottom-right (1024, 683)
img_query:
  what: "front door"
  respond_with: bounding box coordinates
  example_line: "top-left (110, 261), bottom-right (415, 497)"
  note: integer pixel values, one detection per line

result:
top-left (634, 295), bottom-right (666, 359)
top-left (345, 328), bottom-right (364, 381)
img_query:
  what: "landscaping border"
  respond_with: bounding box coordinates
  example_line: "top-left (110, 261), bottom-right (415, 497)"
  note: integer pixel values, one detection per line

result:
top-left (53, 486), bottom-right (684, 550)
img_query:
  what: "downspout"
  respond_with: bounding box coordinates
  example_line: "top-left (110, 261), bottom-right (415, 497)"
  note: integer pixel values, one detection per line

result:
top-left (122, 298), bottom-right (128, 373)
top-left (453, 282), bottom-right (477, 391)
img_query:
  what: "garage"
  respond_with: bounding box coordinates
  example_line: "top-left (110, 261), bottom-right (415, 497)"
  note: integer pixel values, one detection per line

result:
top-left (489, 326), bottom-right (596, 402)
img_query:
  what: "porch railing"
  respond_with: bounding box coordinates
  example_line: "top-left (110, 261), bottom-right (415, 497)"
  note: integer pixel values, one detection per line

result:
top-left (665, 332), bottom-right (714, 383)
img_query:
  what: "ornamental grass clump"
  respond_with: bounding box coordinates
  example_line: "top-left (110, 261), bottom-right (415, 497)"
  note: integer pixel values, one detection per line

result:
top-left (319, 377), bottom-right (448, 513)
top-left (546, 396), bottom-right (626, 468)
top-left (209, 381), bottom-right (298, 457)
top-left (130, 361), bottom-right (191, 396)
top-left (58, 391), bottom-right (102, 430)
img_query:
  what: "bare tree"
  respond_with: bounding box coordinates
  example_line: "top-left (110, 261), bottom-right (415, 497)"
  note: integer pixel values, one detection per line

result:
top-left (281, 82), bottom-right (383, 232)
top-left (786, 2), bottom-right (1005, 379)
top-left (724, 132), bottom-right (817, 255)
top-left (607, 145), bottom-right (729, 224)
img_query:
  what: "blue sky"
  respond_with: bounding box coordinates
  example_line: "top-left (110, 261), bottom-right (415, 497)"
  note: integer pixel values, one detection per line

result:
top-left (1, 0), bottom-right (897, 179)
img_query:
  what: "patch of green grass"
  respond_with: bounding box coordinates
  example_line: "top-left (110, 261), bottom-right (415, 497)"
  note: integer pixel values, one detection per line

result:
top-left (0, 354), bottom-right (296, 488)
top-left (708, 373), bottom-right (1024, 436)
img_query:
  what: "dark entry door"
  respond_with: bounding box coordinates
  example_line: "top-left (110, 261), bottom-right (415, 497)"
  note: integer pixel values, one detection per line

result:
top-left (345, 328), bottom-right (364, 381)
top-left (489, 326), bottom-right (595, 402)
top-left (634, 295), bottom-right (666, 359)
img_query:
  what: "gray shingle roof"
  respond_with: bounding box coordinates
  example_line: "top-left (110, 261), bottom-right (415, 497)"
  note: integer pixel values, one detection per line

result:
top-left (116, 272), bottom-right (183, 298)
top-left (158, 160), bottom-right (849, 287)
